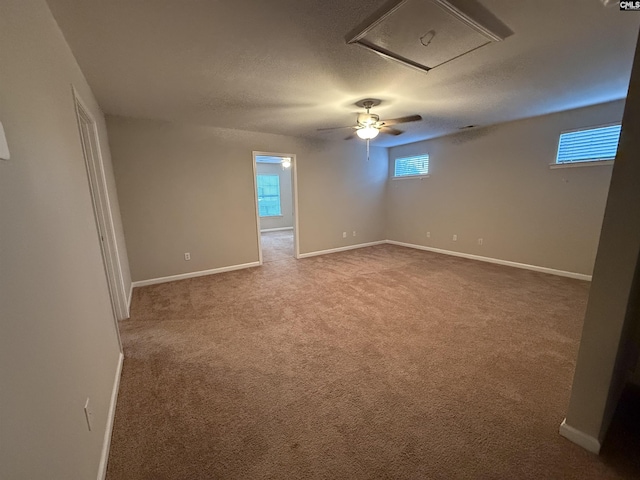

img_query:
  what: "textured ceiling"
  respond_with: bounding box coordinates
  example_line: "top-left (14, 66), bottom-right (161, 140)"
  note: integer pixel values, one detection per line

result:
top-left (46, 0), bottom-right (640, 147)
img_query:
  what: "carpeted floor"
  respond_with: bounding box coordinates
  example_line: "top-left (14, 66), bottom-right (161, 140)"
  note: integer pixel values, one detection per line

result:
top-left (106, 237), bottom-right (640, 479)
top-left (261, 229), bottom-right (294, 264)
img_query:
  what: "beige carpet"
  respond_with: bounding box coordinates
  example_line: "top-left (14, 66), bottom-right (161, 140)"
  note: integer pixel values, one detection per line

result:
top-left (107, 241), bottom-right (640, 479)
top-left (261, 230), bottom-right (294, 264)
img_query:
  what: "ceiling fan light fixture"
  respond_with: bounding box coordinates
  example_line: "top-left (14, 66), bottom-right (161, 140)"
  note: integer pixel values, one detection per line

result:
top-left (357, 126), bottom-right (380, 140)
top-left (359, 113), bottom-right (379, 126)
top-left (317, 98), bottom-right (420, 142)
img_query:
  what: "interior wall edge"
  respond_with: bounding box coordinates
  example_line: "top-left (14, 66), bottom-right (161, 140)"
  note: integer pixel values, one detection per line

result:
top-left (559, 419), bottom-right (602, 454)
top-left (97, 352), bottom-right (124, 480)
top-left (131, 261), bottom-right (261, 288)
top-left (386, 240), bottom-right (592, 281)
top-left (297, 240), bottom-right (387, 259)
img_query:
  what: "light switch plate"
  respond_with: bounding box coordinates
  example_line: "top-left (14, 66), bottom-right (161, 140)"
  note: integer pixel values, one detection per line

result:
top-left (0, 121), bottom-right (10, 160)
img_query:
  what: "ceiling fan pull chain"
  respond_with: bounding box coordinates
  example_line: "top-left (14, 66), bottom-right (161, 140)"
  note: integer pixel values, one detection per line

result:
top-left (367, 138), bottom-right (370, 161)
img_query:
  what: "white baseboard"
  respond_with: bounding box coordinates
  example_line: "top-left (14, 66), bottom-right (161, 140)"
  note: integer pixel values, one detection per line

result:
top-left (260, 227), bottom-right (293, 232)
top-left (559, 419), bottom-right (601, 454)
top-left (298, 241), bottom-right (386, 259)
top-left (130, 241), bottom-right (589, 286)
top-left (97, 352), bottom-right (124, 480)
top-left (131, 261), bottom-right (261, 288)
top-left (126, 283), bottom-right (133, 317)
top-left (386, 240), bottom-right (592, 281)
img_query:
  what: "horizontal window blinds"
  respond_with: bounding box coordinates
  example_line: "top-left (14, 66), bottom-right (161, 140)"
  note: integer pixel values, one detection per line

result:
top-left (556, 124), bottom-right (621, 163)
top-left (394, 155), bottom-right (429, 177)
top-left (257, 174), bottom-right (281, 217)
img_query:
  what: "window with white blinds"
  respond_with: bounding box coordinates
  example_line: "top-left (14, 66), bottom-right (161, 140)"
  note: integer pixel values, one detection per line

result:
top-left (394, 154), bottom-right (429, 178)
top-left (256, 174), bottom-right (281, 217)
top-left (556, 124), bottom-right (621, 164)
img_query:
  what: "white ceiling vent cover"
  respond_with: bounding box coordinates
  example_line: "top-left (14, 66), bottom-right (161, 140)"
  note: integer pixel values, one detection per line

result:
top-left (346, 0), bottom-right (513, 73)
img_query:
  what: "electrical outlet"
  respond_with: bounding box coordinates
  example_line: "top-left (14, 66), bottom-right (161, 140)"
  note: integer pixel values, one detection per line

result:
top-left (342, 232), bottom-right (347, 238)
top-left (84, 398), bottom-right (93, 432)
top-left (352, 231), bottom-right (356, 237)
top-left (452, 234), bottom-right (457, 241)
top-left (478, 238), bottom-right (483, 246)
top-left (184, 252), bottom-right (191, 261)
top-left (426, 231), bottom-right (431, 238)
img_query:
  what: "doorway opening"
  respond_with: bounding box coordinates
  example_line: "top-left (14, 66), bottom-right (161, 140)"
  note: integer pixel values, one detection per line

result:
top-left (252, 152), bottom-right (299, 265)
top-left (74, 88), bottom-right (126, 351)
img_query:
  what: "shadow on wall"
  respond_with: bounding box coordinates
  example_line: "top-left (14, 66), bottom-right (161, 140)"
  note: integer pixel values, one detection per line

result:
top-left (600, 385), bottom-right (640, 475)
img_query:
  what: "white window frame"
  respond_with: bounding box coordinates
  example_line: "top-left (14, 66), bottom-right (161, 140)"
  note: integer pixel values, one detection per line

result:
top-left (550, 122), bottom-right (620, 169)
top-left (392, 154), bottom-right (430, 179)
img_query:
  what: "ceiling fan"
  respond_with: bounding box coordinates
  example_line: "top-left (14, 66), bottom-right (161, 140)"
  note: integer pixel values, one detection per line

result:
top-left (318, 99), bottom-right (422, 140)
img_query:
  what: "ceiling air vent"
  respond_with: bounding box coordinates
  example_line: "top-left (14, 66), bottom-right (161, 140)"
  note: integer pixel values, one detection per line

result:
top-left (346, 0), bottom-right (513, 73)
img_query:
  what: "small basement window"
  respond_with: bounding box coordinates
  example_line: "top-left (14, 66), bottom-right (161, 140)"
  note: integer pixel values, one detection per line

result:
top-left (394, 154), bottom-right (429, 178)
top-left (555, 124), bottom-right (621, 165)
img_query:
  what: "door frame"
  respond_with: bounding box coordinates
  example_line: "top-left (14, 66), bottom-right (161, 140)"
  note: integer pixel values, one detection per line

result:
top-left (73, 87), bottom-right (126, 351)
top-left (252, 151), bottom-right (300, 263)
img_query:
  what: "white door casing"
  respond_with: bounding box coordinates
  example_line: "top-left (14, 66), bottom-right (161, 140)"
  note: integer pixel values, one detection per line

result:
top-left (73, 87), bottom-right (126, 351)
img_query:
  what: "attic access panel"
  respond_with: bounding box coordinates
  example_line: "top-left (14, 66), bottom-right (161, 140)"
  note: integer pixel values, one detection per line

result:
top-left (346, 0), bottom-right (511, 73)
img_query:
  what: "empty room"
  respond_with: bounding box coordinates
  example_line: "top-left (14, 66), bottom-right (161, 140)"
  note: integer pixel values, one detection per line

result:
top-left (3, 1), bottom-right (640, 479)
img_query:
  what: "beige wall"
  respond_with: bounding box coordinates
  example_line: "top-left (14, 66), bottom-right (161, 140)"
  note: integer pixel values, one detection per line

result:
top-left (0, 0), bottom-right (128, 478)
top-left (563, 36), bottom-right (640, 448)
top-left (626, 275), bottom-right (640, 388)
top-left (107, 116), bottom-right (388, 282)
top-left (256, 162), bottom-right (293, 231)
top-left (386, 100), bottom-right (624, 276)
top-left (630, 306), bottom-right (640, 387)
top-left (631, 288), bottom-right (640, 387)
top-left (111, 100), bottom-right (623, 283)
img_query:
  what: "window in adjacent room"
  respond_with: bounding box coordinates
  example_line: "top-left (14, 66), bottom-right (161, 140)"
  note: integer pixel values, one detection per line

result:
top-left (257, 174), bottom-right (282, 216)
top-left (555, 124), bottom-right (621, 165)
top-left (394, 154), bottom-right (429, 178)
